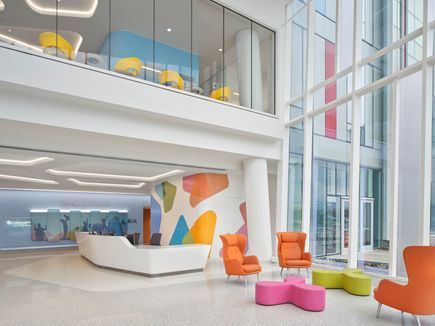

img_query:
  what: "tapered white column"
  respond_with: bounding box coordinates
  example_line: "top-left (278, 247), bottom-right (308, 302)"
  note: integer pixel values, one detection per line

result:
top-left (236, 29), bottom-right (264, 111)
top-left (243, 158), bottom-right (272, 260)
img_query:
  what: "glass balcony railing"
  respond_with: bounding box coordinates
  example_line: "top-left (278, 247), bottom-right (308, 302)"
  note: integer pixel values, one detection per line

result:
top-left (0, 0), bottom-right (276, 115)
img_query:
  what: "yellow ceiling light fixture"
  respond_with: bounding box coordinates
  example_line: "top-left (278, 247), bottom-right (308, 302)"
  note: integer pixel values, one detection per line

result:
top-left (0, 174), bottom-right (58, 185)
top-left (46, 168), bottom-right (184, 182)
top-left (25, 0), bottom-right (99, 18)
top-left (67, 178), bottom-right (145, 189)
top-left (0, 156), bottom-right (53, 166)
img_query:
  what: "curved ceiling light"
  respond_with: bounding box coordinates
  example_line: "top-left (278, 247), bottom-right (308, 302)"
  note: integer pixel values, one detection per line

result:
top-left (0, 174), bottom-right (58, 185)
top-left (0, 156), bottom-right (53, 166)
top-left (25, 0), bottom-right (99, 18)
top-left (46, 168), bottom-right (184, 181)
top-left (67, 178), bottom-right (145, 189)
top-left (0, 33), bottom-right (43, 52)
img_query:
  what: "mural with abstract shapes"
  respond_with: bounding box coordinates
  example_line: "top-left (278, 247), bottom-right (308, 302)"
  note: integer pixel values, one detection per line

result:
top-left (169, 215), bottom-right (189, 245)
top-left (151, 172), bottom-right (246, 258)
top-left (31, 210), bottom-right (128, 241)
top-left (183, 173), bottom-right (229, 207)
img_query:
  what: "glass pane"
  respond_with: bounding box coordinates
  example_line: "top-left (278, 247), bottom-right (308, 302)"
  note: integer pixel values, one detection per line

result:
top-left (193, 0), bottom-right (223, 99)
top-left (314, 0), bottom-right (337, 85)
top-left (358, 85), bottom-right (391, 275)
top-left (432, 66), bottom-right (435, 246)
top-left (362, 0), bottom-right (423, 59)
top-left (224, 8), bottom-right (251, 108)
top-left (311, 104), bottom-right (351, 267)
top-left (289, 0), bottom-right (308, 100)
top-left (288, 124), bottom-right (304, 232)
top-left (57, 0), bottom-right (109, 69)
top-left (313, 72), bottom-right (352, 109)
top-left (252, 22), bottom-right (275, 114)
top-left (109, 0), bottom-right (154, 81)
top-left (0, 1), bottom-right (56, 55)
top-left (155, 0), bottom-right (192, 91)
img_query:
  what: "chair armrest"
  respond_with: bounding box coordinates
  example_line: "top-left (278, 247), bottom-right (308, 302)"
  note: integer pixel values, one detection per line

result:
top-left (244, 255), bottom-right (260, 265)
top-left (375, 279), bottom-right (407, 301)
top-left (225, 259), bottom-right (244, 275)
top-left (302, 252), bottom-right (312, 262)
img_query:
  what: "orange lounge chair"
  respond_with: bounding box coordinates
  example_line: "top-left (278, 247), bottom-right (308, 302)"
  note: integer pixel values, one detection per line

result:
top-left (374, 246), bottom-right (435, 326)
top-left (276, 232), bottom-right (312, 277)
top-left (220, 234), bottom-right (261, 286)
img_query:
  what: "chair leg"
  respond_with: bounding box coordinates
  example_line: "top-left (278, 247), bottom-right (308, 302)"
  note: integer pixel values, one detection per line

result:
top-left (413, 315), bottom-right (421, 326)
top-left (286, 268), bottom-right (289, 276)
top-left (245, 276), bottom-right (248, 287)
top-left (238, 276), bottom-right (240, 281)
top-left (376, 303), bottom-right (382, 318)
top-left (298, 268), bottom-right (300, 276)
top-left (226, 275), bottom-right (230, 283)
top-left (280, 267), bottom-right (283, 277)
top-left (256, 273), bottom-right (260, 281)
top-left (306, 268), bottom-right (309, 277)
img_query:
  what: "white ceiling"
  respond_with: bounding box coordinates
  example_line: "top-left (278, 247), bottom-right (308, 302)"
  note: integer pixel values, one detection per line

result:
top-left (0, 147), bottom-right (221, 194)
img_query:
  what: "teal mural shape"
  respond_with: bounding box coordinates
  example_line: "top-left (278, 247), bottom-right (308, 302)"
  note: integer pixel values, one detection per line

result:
top-left (155, 183), bottom-right (164, 200)
top-left (169, 215), bottom-right (189, 245)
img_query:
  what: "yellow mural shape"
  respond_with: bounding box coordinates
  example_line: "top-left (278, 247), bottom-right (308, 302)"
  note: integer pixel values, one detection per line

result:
top-left (182, 210), bottom-right (217, 245)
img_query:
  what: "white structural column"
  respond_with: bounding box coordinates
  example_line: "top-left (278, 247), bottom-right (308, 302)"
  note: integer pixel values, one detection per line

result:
top-left (236, 29), bottom-right (264, 111)
top-left (243, 158), bottom-right (272, 260)
top-left (348, 0), bottom-right (363, 268)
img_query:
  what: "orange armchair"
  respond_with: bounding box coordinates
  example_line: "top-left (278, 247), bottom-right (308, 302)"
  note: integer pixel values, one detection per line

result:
top-left (220, 234), bottom-right (261, 286)
top-left (276, 232), bottom-right (312, 277)
top-left (374, 246), bottom-right (435, 326)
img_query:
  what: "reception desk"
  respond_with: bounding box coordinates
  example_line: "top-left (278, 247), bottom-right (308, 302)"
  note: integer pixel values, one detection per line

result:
top-left (75, 232), bottom-right (210, 277)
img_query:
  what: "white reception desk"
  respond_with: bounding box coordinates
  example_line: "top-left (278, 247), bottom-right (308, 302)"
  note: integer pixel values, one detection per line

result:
top-left (75, 232), bottom-right (211, 277)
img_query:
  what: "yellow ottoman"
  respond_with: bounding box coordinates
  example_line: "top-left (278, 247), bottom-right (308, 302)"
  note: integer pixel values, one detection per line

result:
top-left (312, 268), bottom-right (371, 296)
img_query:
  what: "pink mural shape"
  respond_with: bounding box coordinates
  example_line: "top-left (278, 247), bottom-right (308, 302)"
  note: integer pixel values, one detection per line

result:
top-left (183, 175), bottom-right (195, 193)
top-left (220, 202), bottom-right (248, 256)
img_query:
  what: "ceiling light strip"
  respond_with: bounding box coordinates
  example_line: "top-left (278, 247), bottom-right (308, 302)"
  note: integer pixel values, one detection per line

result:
top-left (0, 156), bottom-right (53, 166)
top-left (67, 178), bottom-right (145, 189)
top-left (25, 0), bottom-right (99, 18)
top-left (30, 209), bottom-right (128, 213)
top-left (0, 34), bottom-right (43, 52)
top-left (0, 174), bottom-right (58, 185)
top-left (46, 168), bottom-right (183, 182)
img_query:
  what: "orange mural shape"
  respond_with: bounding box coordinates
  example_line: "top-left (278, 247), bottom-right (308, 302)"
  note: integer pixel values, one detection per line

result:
top-left (184, 173), bottom-right (229, 207)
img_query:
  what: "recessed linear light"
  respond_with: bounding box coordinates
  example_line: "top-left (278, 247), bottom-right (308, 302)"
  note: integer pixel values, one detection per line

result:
top-left (46, 169), bottom-right (184, 182)
top-left (0, 174), bottom-right (58, 185)
top-left (0, 33), bottom-right (43, 52)
top-left (141, 65), bottom-right (162, 74)
top-left (0, 156), bottom-right (54, 166)
top-left (0, 1), bottom-right (4, 11)
top-left (25, 0), bottom-right (99, 18)
top-left (218, 48), bottom-right (223, 52)
top-left (233, 92), bottom-right (240, 96)
top-left (166, 28), bottom-right (172, 32)
top-left (67, 178), bottom-right (145, 189)
top-left (30, 209), bottom-right (128, 213)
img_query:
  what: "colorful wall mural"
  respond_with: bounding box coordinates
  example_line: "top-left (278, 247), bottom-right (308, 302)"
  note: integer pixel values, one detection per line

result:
top-left (150, 172), bottom-right (247, 258)
top-left (31, 210), bottom-right (129, 241)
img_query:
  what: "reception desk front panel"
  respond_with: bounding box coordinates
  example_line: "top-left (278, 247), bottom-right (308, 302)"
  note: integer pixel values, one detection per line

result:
top-left (75, 232), bottom-right (210, 277)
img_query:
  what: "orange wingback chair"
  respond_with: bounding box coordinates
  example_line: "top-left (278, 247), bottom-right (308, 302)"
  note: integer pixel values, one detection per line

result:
top-left (276, 232), bottom-right (312, 276)
top-left (220, 234), bottom-right (261, 286)
top-left (374, 246), bottom-right (435, 326)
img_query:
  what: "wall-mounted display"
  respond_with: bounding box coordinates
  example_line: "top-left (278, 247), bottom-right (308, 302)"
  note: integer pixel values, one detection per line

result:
top-left (30, 209), bottom-right (129, 241)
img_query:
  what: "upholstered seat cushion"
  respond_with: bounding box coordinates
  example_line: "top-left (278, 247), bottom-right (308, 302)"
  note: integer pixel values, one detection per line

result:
top-left (285, 260), bottom-right (311, 267)
top-left (242, 264), bottom-right (261, 273)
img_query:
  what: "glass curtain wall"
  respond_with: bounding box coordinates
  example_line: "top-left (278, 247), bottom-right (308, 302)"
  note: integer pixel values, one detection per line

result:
top-left (432, 66), bottom-right (435, 246)
top-left (311, 104), bottom-right (351, 267)
top-left (0, 0), bottom-right (275, 114)
top-left (286, 0), bottom-right (434, 277)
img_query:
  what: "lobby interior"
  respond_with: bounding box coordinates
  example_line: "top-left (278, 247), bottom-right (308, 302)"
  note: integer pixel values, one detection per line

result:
top-left (1, 0), bottom-right (435, 325)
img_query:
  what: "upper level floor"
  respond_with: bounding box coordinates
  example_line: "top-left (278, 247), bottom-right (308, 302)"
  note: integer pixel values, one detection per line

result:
top-left (0, 0), bottom-right (276, 115)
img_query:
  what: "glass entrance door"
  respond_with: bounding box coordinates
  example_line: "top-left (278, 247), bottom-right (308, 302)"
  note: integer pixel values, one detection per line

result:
top-left (360, 198), bottom-right (374, 252)
top-left (341, 197), bottom-right (350, 255)
top-left (341, 197), bottom-right (374, 254)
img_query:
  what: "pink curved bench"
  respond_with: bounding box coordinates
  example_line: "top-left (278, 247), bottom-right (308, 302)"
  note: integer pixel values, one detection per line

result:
top-left (255, 276), bottom-right (325, 311)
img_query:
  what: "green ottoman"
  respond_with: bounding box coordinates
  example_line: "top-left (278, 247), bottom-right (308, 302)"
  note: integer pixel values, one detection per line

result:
top-left (312, 268), bottom-right (371, 296)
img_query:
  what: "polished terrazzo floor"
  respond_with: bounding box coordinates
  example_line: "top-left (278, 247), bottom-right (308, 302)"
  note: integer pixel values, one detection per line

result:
top-left (1, 249), bottom-right (434, 326)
